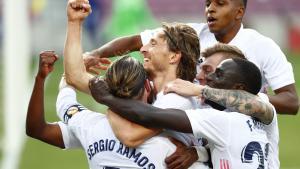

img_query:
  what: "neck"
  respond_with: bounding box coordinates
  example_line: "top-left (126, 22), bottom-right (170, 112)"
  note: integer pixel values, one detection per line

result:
top-left (214, 22), bottom-right (242, 44)
top-left (150, 69), bottom-right (177, 92)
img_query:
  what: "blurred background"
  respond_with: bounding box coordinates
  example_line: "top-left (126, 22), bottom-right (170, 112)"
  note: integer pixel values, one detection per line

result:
top-left (0, 0), bottom-right (299, 169)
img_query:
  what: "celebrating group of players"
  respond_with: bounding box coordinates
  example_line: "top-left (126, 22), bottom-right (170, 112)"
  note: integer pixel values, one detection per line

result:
top-left (26, 0), bottom-right (299, 168)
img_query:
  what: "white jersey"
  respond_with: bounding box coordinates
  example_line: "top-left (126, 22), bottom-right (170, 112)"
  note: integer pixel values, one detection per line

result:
top-left (257, 93), bottom-right (280, 169)
top-left (153, 91), bottom-right (199, 146)
top-left (186, 108), bottom-right (270, 169)
top-left (141, 24), bottom-right (295, 91)
top-left (56, 87), bottom-right (176, 169)
top-left (153, 91), bottom-right (210, 168)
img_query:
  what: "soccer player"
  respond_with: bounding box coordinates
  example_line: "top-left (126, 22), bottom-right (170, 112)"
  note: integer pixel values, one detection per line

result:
top-left (89, 58), bottom-right (272, 169)
top-left (26, 51), bottom-right (180, 168)
top-left (87, 0), bottom-right (299, 114)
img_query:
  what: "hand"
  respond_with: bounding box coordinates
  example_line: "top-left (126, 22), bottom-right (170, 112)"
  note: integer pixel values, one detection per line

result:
top-left (89, 77), bottom-right (111, 104)
top-left (38, 51), bottom-right (58, 79)
top-left (83, 52), bottom-right (111, 74)
top-left (67, 0), bottom-right (92, 22)
top-left (164, 79), bottom-right (204, 97)
top-left (165, 138), bottom-right (198, 169)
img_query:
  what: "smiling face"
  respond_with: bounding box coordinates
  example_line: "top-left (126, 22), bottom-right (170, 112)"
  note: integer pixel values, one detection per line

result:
top-left (140, 29), bottom-right (175, 78)
top-left (205, 0), bottom-right (244, 35)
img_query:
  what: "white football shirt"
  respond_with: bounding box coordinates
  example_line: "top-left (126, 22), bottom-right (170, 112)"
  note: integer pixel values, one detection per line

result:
top-left (186, 108), bottom-right (270, 169)
top-left (56, 87), bottom-right (176, 169)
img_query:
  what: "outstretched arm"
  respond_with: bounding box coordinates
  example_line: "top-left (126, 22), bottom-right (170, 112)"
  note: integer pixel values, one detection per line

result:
top-left (88, 35), bottom-right (143, 58)
top-left (89, 77), bottom-right (193, 133)
top-left (26, 51), bottom-right (64, 148)
top-left (164, 79), bottom-right (274, 124)
top-left (63, 0), bottom-right (93, 94)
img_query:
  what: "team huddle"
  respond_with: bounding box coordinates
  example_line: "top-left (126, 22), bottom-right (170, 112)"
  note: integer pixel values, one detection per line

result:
top-left (26, 0), bottom-right (299, 169)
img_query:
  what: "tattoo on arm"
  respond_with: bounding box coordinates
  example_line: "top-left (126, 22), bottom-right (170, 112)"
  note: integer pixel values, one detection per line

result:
top-left (202, 87), bottom-right (274, 124)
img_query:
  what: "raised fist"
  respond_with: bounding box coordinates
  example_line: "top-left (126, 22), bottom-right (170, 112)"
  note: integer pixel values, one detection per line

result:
top-left (67, 0), bottom-right (92, 22)
top-left (38, 50), bottom-right (58, 79)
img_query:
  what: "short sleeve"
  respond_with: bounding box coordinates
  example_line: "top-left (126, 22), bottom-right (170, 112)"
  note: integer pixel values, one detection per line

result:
top-left (258, 38), bottom-right (295, 90)
top-left (185, 109), bottom-right (230, 147)
top-left (56, 87), bottom-right (87, 123)
top-left (57, 121), bottom-right (82, 149)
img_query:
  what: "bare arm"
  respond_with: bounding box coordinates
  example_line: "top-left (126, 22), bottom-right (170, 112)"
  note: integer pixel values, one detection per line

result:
top-left (26, 51), bottom-right (64, 148)
top-left (63, 1), bottom-right (93, 94)
top-left (164, 79), bottom-right (274, 124)
top-left (107, 111), bottom-right (161, 147)
top-left (202, 87), bottom-right (274, 124)
top-left (268, 84), bottom-right (299, 115)
top-left (89, 77), bottom-right (193, 133)
top-left (89, 35), bottom-right (143, 58)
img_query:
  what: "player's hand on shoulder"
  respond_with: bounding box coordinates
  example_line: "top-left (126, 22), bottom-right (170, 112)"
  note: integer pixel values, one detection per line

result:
top-left (38, 50), bottom-right (58, 79)
top-left (67, 0), bottom-right (92, 22)
top-left (164, 78), bottom-right (203, 97)
top-left (89, 77), bottom-right (111, 104)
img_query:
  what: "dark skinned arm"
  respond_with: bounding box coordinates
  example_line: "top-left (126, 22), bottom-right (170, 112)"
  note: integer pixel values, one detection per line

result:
top-left (89, 77), bottom-right (193, 133)
top-left (268, 84), bottom-right (299, 115)
top-left (26, 51), bottom-right (64, 148)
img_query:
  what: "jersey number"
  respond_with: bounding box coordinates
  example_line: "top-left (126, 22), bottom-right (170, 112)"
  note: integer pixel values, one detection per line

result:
top-left (241, 141), bottom-right (267, 169)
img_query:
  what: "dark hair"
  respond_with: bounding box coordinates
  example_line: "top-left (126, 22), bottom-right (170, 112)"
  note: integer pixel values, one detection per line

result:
top-left (162, 22), bottom-right (200, 82)
top-left (105, 55), bottom-right (147, 99)
top-left (232, 58), bottom-right (261, 94)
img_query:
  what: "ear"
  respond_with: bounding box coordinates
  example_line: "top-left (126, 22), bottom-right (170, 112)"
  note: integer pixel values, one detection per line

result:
top-left (144, 79), bottom-right (152, 93)
top-left (233, 83), bottom-right (246, 90)
top-left (235, 6), bottom-right (245, 20)
top-left (169, 51), bottom-right (182, 64)
top-left (144, 79), bottom-right (156, 104)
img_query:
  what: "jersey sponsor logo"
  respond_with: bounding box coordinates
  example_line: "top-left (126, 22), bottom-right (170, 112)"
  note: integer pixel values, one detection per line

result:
top-left (63, 104), bottom-right (87, 123)
top-left (87, 139), bottom-right (156, 169)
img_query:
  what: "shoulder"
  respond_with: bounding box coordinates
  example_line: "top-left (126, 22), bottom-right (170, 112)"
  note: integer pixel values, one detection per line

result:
top-left (241, 28), bottom-right (280, 49)
top-left (153, 92), bottom-right (197, 110)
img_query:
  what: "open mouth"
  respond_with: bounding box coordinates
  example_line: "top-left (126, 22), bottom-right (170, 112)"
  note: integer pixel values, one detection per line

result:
top-left (144, 58), bottom-right (150, 63)
top-left (207, 16), bottom-right (217, 25)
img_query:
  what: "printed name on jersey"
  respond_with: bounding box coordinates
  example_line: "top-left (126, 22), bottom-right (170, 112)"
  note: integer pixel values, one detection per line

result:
top-left (87, 139), bottom-right (156, 169)
top-left (246, 118), bottom-right (265, 132)
top-left (63, 104), bottom-right (87, 123)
